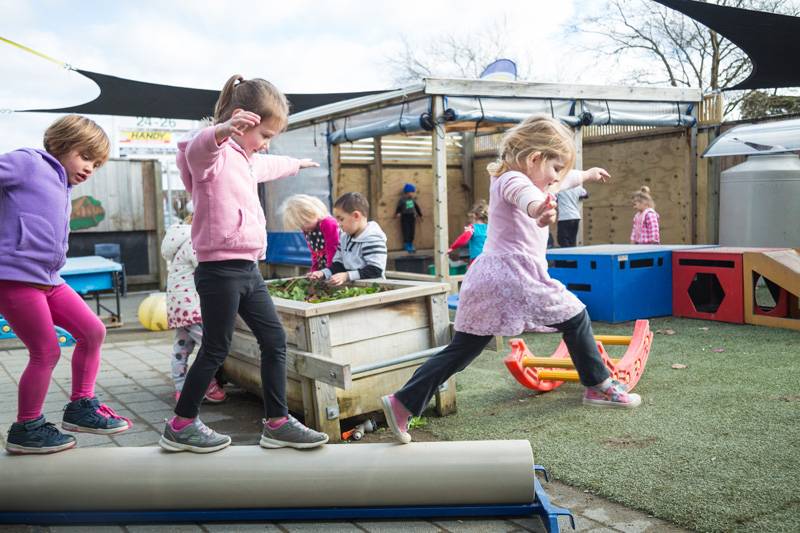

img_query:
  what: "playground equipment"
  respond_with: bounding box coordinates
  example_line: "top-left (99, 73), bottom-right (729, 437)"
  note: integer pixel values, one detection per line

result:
top-left (505, 320), bottom-right (652, 392)
top-left (743, 249), bottom-right (800, 331)
top-left (137, 292), bottom-right (168, 332)
top-left (0, 317), bottom-right (76, 347)
top-left (0, 441), bottom-right (573, 532)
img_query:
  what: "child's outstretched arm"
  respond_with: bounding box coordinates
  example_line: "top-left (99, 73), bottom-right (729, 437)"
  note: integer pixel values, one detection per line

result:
top-left (500, 173), bottom-right (557, 228)
top-left (252, 155), bottom-right (318, 183)
top-left (560, 167), bottom-right (610, 190)
top-left (448, 225), bottom-right (474, 253)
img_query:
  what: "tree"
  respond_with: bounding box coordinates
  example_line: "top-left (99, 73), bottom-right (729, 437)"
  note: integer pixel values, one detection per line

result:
top-left (569, 0), bottom-right (800, 117)
top-left (740, 91), bottom-right (800, 118)
top-left (384, 17), bottom-right (531, 86)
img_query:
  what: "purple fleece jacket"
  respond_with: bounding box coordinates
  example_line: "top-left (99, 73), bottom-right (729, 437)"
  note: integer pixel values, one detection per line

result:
top-left (0, 148), bottom-right (71, 285)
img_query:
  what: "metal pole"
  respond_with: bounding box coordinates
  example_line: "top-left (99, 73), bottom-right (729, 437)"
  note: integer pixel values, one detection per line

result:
top-left (351, 345), bottom-right (447, 375)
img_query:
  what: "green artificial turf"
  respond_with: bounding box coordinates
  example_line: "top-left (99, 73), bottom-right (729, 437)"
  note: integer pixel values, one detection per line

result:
top-left (420, 317), bottom-right (800, 533)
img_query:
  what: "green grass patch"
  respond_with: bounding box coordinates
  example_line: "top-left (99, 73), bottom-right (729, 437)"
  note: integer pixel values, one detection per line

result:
top-left (420, 317), bottom-right (800, 533)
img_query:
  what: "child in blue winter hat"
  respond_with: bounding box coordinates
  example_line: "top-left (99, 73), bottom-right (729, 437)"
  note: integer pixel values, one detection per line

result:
top-left (395, 183), bottom-right (422, 253)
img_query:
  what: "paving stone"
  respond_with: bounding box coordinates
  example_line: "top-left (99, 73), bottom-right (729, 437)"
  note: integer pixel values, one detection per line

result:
top-left (111, 429), bottom-right (161, 446)
top-left (135, 409), bottom-right (174, 426)
top-left (278, 523), bottom-right (363, 533)
top-left (111, 391), bottom-right (160, 404)
top-left (507, 517), bottom-right (547, 532)
top-left (433, 519), bottom-right (517, 532)
top-left (355, 521), bottom-right (442, 532)
top-left (120, 399), bottom-right (173, 413)
top-left (204, 525), bottom-right (282, 532)
top-left (126, 525), bottom-right (204, 533)
top-left (73, 433), bottom-right (115, 447)
top-left (51, 526), bottom-right (125, 532)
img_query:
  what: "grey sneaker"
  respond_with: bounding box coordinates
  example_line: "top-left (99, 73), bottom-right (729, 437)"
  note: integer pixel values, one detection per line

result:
top-left (260, 416), bottom-right (329, 449)
top-left (158, 418), bottom-right (231, 453)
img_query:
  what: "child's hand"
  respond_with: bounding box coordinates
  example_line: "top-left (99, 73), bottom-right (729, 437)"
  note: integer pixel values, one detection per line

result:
top-left (328, 272), bottom-right (349, 286)
top-left (298, 159), bottom-right (319, 169)
top-left (307, 270), bottom-right (325, 280)
top-left (583, 167), bottom-right (610, 183)
top-left (215, 110), bottom-right (261, 142)
top-left (527, 193), bottom-right (557, 219)
top-left (537, 208), bottom-right (557, 227)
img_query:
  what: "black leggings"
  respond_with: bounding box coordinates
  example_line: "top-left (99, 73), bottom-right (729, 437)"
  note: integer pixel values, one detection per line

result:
top-left (395, 309), bottom-right (610, 415)
top-left (400, 214), bottom-right (416, 244)
top-left (175, 260), bottom-right (288, 419)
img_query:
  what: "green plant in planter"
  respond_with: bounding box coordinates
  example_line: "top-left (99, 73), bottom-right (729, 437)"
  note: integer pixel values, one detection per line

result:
top-left (268, 278), bottom-right (384, 303)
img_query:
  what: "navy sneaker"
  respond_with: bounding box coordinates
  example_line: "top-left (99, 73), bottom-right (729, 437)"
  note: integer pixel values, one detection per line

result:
top-left (6, 416), bottom-right (76, 454)
top-left (62, 396), bottom-right (131, 435)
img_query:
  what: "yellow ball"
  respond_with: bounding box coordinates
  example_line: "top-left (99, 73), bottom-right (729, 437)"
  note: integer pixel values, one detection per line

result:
top-left (138, 292), bottom-right (168, 331)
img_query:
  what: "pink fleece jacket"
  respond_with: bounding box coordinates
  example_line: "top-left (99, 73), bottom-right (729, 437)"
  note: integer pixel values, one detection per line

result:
top-left (177, 126), bottom-right (301, 262)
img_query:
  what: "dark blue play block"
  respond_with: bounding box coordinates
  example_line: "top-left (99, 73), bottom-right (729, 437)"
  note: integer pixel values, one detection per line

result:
top-left (546, 244), bottom-right (716, 323)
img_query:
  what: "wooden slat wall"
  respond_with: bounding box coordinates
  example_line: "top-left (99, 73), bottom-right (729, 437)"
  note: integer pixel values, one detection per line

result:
top-left (70, 159), bottom-right (151, 232)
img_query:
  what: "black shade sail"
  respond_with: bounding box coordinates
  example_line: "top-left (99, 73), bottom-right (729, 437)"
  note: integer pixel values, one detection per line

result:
top-left (653, 0), bottom-right (800, 90)
top-left (22, 69), bottom-right (387, 120)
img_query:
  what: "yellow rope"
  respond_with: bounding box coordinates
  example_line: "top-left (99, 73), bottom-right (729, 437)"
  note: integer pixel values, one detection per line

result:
top-left (0, 36), bottom-right (68, 68)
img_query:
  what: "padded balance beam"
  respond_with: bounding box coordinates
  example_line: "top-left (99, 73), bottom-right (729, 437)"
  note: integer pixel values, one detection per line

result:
top-left (0, 441), bottom-right (535, 513)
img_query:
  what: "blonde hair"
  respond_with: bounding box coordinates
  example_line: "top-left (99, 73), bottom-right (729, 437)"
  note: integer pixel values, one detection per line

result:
top-left (282, 194), bottom-right (329, 230)
top-left (632, 186), bottom-right (655, 209)
top-left (469, 199), bottom-right (488, 223)
top-left (487, 115), bottom-right (576, 178)
top-left (43, 115), bottom-right (110, 164)
top-left (213, 74), bottom-right (289, 130)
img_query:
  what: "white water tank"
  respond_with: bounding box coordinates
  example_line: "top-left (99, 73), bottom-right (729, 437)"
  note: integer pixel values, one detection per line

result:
top-left (719, 153), bottom-right (800, 247)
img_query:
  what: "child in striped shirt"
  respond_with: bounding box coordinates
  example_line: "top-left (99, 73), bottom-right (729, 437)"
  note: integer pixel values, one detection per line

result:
top-left (308, 192), bottom-right (388, 286)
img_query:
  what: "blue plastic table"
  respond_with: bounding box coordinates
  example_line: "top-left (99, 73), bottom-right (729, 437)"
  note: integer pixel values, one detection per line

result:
top-left (61, 256), bottom-right (123, 326)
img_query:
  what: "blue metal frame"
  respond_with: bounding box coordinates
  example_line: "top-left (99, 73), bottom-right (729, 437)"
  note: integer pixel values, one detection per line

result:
top-left (0, 467), bottom-right (574, 532)
top-left (0, 318), bottom-right (76, 347)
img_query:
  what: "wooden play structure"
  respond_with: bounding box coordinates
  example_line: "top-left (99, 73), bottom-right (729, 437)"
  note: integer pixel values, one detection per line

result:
top-left (743, 249), bottom-right (800, 331)
top-left (268, 78), bottom-right (702, 285)
top-left (224, 278), bottom-right (454, 442)
top-left (504, 320), bottom-right (653, 392)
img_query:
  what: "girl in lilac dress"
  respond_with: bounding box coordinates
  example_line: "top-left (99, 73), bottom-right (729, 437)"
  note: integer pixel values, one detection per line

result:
top-left (381, 115), bottom-right (641, 444)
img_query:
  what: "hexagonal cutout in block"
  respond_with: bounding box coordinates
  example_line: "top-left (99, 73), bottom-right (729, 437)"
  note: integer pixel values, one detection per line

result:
top-left (688, 272), bottom-right (725, 313)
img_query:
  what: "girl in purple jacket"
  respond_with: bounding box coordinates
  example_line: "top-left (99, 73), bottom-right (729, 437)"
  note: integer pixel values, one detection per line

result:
top-left (0, 115), bottom-right (130, 454)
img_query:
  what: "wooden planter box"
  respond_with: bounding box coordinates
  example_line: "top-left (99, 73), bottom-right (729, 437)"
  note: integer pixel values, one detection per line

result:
top-left (224, 279), bottom-right (454, 441)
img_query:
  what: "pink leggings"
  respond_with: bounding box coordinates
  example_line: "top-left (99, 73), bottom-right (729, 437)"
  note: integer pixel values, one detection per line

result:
top-left (0, 281), bottom-right (106, 422)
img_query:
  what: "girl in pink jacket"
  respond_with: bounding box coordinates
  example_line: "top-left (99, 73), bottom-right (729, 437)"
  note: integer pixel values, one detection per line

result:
top-left (160, 75), bottom-right (327, 453)
top-left (282, 194), bottom-right (340, 271)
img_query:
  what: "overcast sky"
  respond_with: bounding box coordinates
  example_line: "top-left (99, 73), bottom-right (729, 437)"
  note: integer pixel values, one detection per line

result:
top-left (1, 0), bottom-right (619, 152)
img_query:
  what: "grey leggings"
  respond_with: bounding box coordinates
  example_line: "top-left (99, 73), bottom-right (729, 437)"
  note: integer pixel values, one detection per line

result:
top-left (395, 309), bottom-right (610, 416)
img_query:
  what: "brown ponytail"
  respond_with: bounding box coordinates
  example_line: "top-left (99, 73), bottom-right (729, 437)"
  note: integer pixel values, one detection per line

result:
top-left (213, 74), bottom-right (290, 129)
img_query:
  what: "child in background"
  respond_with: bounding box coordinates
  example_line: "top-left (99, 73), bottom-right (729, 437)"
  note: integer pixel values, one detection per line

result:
top-left (630, 186), bottom-right (660, 244)
top-left (381, 115), bottom-right (640, 445)
top-left (308, 192), bottom-right (387, 286)
top-left (395, 183), bottom-right (423, 253)
top-left (282, 194), bottom-right (340, 271)
top-left (447, 200), bottom-right (489, 265)
top-left (161, 214), bottom-right (225, 404)
top-left (556, 185), bottom-right (588, 247)
top-left (161, 74), bottom-right (327, 454)
top-left (0, 115), bottom-right (130, 454)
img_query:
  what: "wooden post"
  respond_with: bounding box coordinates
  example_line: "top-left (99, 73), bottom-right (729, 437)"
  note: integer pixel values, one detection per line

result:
top-left (429, 293), bottom-right (456, 415)
top-left (689, 107), bottom-right (699, 244)
top-left (431, 96), bottom-right (450, 285)
top-left (306, 315), bottom-right (342, 441)
top-left (368, 137), bottom-right (383, 219)
top-left (329, 143), bottom-right (341, 206)
top-left (574, 126), bottom-right (584, 246)
top-left (152, 160), bottom-right (167, 291)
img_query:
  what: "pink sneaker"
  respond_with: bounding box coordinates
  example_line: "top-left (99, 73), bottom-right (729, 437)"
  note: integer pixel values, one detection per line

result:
top-left (204, 380), bottom-right (226, 403)
top-left (583, 379), bottom-right (641, 408)
top-left (380, 394), bottom-right (412, 444)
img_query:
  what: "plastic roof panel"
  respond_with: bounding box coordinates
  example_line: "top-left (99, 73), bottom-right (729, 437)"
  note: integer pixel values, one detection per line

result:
top-left (702, 117), bottom-right (800, 157)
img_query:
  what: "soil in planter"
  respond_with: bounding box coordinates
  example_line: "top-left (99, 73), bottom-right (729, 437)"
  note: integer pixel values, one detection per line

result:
top-left (267, 278), bottom-right (385, 303)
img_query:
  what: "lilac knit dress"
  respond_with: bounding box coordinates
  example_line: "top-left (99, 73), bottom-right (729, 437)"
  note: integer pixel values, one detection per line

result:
top-left (454, 170), bottom-right (585, 336)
